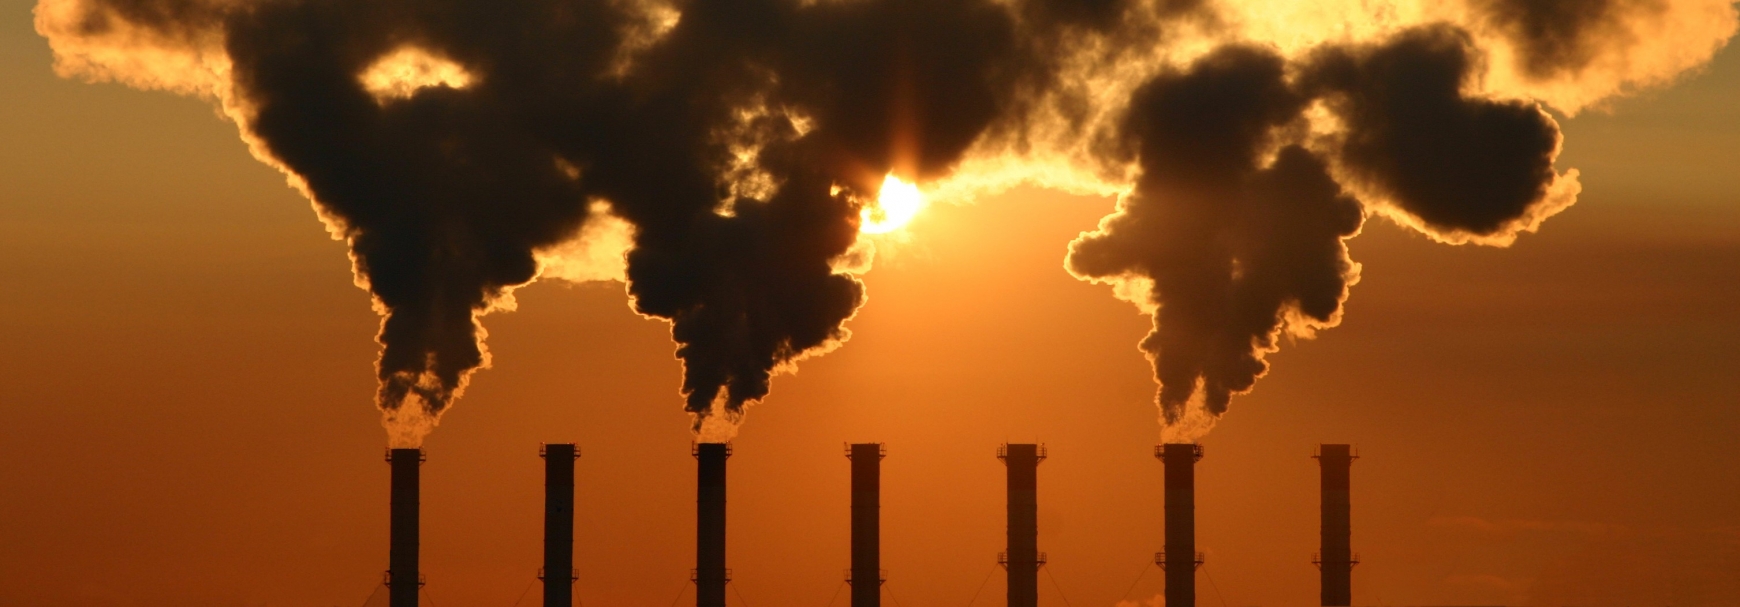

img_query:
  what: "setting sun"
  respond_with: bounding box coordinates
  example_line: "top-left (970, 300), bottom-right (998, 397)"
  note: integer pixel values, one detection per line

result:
top-left (859, 174), bottom-right (925, 234)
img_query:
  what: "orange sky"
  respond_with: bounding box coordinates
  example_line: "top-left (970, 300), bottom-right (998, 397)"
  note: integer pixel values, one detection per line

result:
top-left (3, 4), bottom-right (1740, 607)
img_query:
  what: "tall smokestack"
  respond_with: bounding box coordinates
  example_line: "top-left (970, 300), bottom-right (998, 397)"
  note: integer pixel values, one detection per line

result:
top-left (1158, 443), bottom-right (1202, 607)
top-left (998, 444), bottom-right (1045, 607)
top-left (387, 448), bottom-right (423, 607)
top-left (541, 444), bottom-right (579, 607)
top-left (847, 443), bottom-right (885, 607)
top-left (1315, 444), bottom-right (1358, 606)
top-left (693, 443), bottom-right (730, 607)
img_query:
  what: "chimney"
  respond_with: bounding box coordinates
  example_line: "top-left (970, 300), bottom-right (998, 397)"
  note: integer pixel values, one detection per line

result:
top-left (541, 444), bottom-right (579, 607)
top-left (1157, 443), bottom-right (1202, 607)
top-left (847, 443), bottom-right (886, 607)
top-left (1314, 444), bottom-right (1358, 606)
top-left (997, 443), bottom-right (1046, 607)
top-left (387, 448), bottom-right (424, 607)
top-left (693, 443), bottom-right (731, 607)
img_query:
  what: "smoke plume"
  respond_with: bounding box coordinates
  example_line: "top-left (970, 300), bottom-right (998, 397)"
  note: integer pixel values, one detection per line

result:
top-left (36, 0), bottom-right (1735, 443)
top-left (1466, 0), bottom-right (1739, 111)
top-left (1068, 45), bottom-right (1362, 436)
top-left (1303, 25), bottom-right (1577, 244)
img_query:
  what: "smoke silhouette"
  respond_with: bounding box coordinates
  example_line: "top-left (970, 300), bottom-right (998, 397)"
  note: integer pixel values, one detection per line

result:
top-left (609, 0), bottom-right (1031, 440)
top-left (36, 0), bottom-right (1736, 443)
top-left (1068, 46), bottom-right (1361, 431)
top-left (1304, 25), bottom-right (1578, 244)
top-left (1475, 0), bottom-right (1656, 79)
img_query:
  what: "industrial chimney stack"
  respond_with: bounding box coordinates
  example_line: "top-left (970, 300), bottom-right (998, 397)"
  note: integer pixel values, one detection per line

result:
top-left (541, 444), bottom-right (579, 607)
top-left (1314, 444), bottom-right (1358, 606)
top-left (1158, 443), bottom-right (1202, 607)
top-left (847, 443), bottom-right (886, 607)
top-left (387, 448), bottom-right (424, 607)
top-left (998, 443), bottom-right (1046, 607)
top-left (693, 443), bottom-right (731, 607)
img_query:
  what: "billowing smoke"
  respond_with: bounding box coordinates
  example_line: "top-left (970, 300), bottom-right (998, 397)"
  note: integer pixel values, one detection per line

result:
top-left (36, 0), bottom-right (1735, 444)
top-left (36, 0), bottom-right (1035, 445)
top-left (1065, 23), bottom-right (1584, 439)
top-left (1303, 25), bottom-right (1578, 244)
top-left (1068, 46), bottom-right (1362, 437)
top-left (609, 0), bottom-right (1031, 440)
top-left (1466, 0), bottom-right (1739, 111)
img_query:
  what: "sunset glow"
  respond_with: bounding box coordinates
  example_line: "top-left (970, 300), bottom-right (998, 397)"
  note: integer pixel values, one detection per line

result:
top-left (15, 0), bottom-right (1740, 604)
top-left (859, 174), bottom-right (925, 234)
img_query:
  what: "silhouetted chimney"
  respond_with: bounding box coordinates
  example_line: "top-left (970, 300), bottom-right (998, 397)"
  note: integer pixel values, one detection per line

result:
top-left (541, 444), bottom-right (579, 607)
top-left (387, 448), bottom-right (424, 607)
top-left (1158, 443), bottom-right (1202, 607)
top-left (998, 443), bottom-right (1046, 607)
top-left (693, 443), bottom-right (731, 607)
top-left (847, 443), bottom-right (885, 607)
top-left (1314, 444), bottom-right (1358, 606)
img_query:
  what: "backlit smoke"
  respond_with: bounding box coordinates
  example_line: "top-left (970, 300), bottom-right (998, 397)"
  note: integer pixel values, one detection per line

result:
top-left (37, 0), bottom-right (1735, 444)
top-left (1067, 45), bottom-right (1363, 439)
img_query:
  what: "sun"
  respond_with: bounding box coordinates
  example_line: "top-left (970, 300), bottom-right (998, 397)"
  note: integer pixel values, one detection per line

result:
top-left (859, 174), bottom-right (925, 234)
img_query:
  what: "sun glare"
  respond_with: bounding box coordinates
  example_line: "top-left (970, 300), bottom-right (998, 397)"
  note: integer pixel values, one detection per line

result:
top-left (860, 174), bottom-right (925, 235)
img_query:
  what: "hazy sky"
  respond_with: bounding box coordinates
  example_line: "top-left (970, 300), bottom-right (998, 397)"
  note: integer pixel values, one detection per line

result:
top-left (3, 1), bottom-right (1739, 606)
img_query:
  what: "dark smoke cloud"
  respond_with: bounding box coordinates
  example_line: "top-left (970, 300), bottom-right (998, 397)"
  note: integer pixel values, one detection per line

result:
top-left (1458, 0), bottom-right (1736, 113)
top-left (40, 0), bottom-right (1726, 440)
top-left (1470, 0), bottom-right (1667, 79)
top-left (219, 0), bottom-right (629, 444)
top-left (1305, 25), bottom-right (1572, 240)
top-left (1068, 46), bottom-right (1362, 426)
top-left (1066, 27), bottom-right (1580, 433)
top-left (603, 0), bottom-right (1030, 433)
top-left (46, 0), bottom-right (1042, 441)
